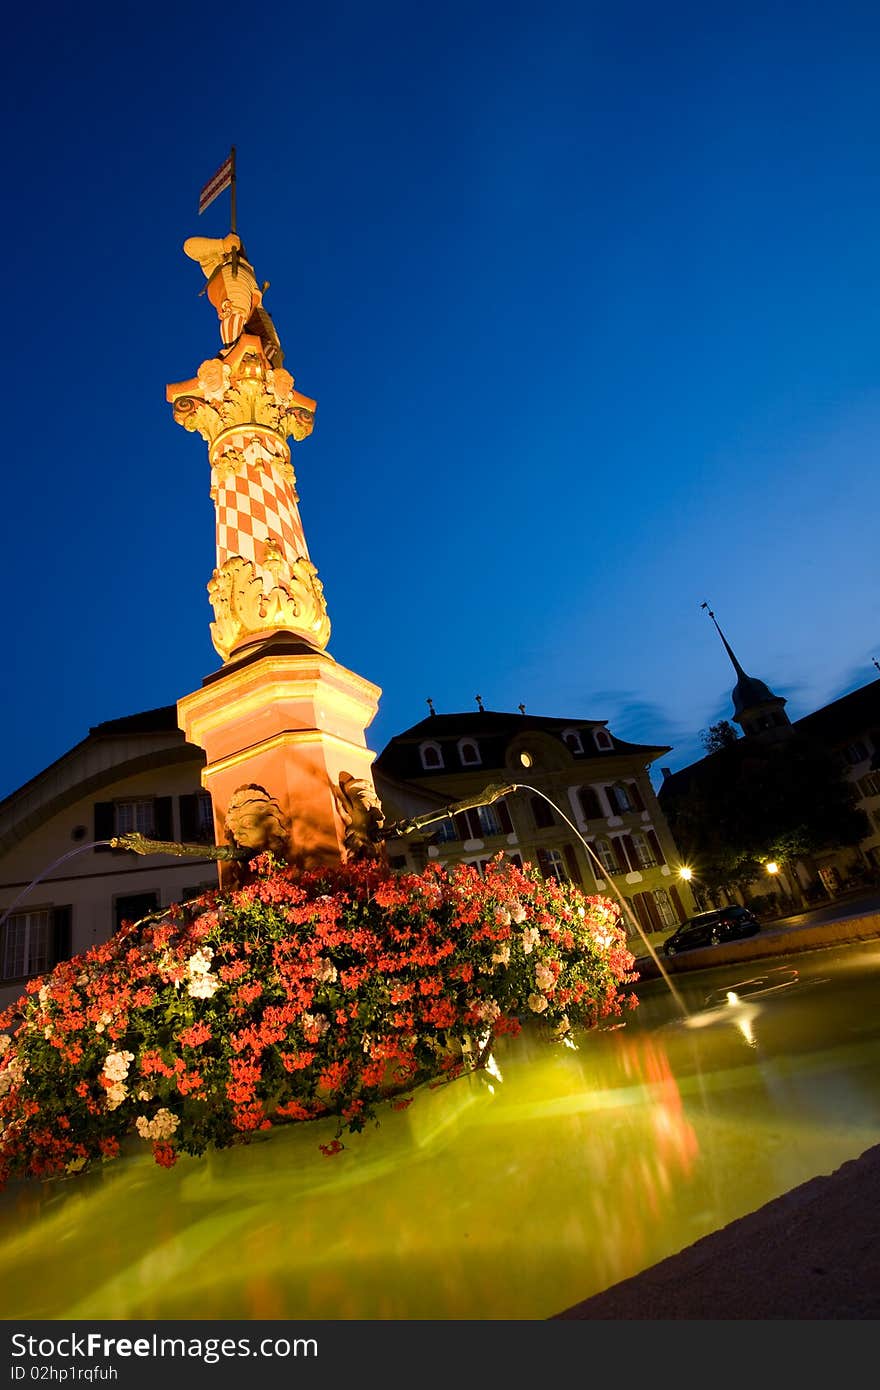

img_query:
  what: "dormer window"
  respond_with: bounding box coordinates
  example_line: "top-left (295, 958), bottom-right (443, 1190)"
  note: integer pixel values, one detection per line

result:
top-left (593, 729), bottom-right (613, 751)
top-left (562, 728), bottom-right (583, 754)
top-left (420, 741), bottom-right (444, 770)
top-left (458, 738), bottom-right (481, 767)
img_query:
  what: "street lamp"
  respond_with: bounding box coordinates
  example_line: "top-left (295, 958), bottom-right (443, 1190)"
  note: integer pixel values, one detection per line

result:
top-left (765, 861), bottom-right (779, 876)
top-left (677, 866), bottom-right (693, 881)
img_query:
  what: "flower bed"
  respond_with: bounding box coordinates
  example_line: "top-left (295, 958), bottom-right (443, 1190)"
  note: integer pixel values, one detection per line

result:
top-left (0, 856), bottom-right (637, 1185)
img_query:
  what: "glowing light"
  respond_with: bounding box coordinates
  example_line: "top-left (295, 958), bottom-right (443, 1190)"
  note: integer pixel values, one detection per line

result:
top-left (726, 991), bottom-right (739, 1005)
top-left (484, 1052), bottom-right (504, 1083)
top-left (766, 861), bottom-right (780, 875)
top-left (519, 751), bottom-right (533, 768)
top-left (678, 866), bottom-right (693, 881)
top-left (735, 1015), bottom-right (756, 1045)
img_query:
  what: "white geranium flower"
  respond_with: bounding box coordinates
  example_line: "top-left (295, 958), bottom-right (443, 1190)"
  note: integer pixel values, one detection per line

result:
top-left (472, 998), bottom-right (500, 1024)
top-left (105, 1082), bottom-right (128, 1111)
top-left (301, 1012), bottom-right (329, 1037)
top-left (522, 927), bottom-right (540, 955)
top-left (187, 973), bottom-right (220, 1000)
top-left (135, 1108), bottom-right (180, 1142)
top-left (534, 963), bottom-right (555, 992)
top-left (102, 1050), bottom-right (134, 1082)
top-left (187, 948), bottom-right (214, 977)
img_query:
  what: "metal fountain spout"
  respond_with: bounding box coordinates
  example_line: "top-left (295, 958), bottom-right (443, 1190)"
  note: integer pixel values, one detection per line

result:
top-left (383, 784), bottom-right (517, 839)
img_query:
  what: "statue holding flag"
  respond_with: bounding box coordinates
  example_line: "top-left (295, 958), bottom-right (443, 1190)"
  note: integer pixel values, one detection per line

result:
top-left (187, 149), bottom-right (283, 367)
top-left (183, 233), bottom-right (283, 368)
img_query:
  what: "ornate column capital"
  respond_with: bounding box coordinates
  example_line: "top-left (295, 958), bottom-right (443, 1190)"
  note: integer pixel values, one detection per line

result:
top-left (167, 334), bottom-right (328, 662)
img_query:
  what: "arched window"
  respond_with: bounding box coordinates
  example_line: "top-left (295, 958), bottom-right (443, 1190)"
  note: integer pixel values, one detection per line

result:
top-left (652, 889), bottom-right (678, 929)
top-left (609, 782), bottom-right (634, 813)
top-left (562, 728), bottom-right (583, 754)
top-left (531, 795), bottom-right (557, 829)
top-left (536, 847), bottom-right (568, 883)
top-left (647, 829), bottom-right (665, 865)
top-left (458, 738), bottom-right (481, 766)
top-left (578, 786), bottom-right (602, 820)
top-left (630, 832), bottom-right (654, 868)
top-left (419, 742), bottom-right (444, 770)
top-left (592, 839), bottom-right (617, 874)
top-left (593, 729), bottom-right (613, 751)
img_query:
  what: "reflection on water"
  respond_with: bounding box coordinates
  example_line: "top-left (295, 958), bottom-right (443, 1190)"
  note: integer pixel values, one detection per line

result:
top-left (2, 940), bottom-right (880, 1319)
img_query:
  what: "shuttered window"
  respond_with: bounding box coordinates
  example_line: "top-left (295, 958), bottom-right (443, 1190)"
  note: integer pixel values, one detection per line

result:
top-left (94, 797), bottom-right (173, 852)
top-left (179, 791), bottom-right (214, 843)
top-left (531, 796), bottom-right (556, 829)
top-left (536, 847), bottom-right (568, 882)
top-left (1, 906), bottom-right (71, 981)
top-left (562, 844), bottom-right (582, 884)
top-left (593, 839), bottom-right (618, 874)
top-left (647, 829), bottom-right (665, 865)
top-left (578, 787), bottom-right (602, 820)
top-left (612, 837), bottom-right (631, 872)
top-left (114, 893), bottom-right (159, 932)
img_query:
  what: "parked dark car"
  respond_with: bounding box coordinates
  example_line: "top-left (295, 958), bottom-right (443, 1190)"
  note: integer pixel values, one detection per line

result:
top-left (662, 906), bottom-right (760, 956)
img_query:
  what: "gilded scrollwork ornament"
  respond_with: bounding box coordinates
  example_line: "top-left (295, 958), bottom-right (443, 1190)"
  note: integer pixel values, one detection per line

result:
top-left (208, 553), bottom-right (331, 661)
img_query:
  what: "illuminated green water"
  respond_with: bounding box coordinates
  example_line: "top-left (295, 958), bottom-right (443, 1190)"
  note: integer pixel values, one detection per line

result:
top-left (2, 940), bottom-right (880, 1320)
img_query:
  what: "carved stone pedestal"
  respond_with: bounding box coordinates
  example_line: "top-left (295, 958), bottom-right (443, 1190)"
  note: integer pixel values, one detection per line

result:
top-left (178, 636), bottom-right (382, 888)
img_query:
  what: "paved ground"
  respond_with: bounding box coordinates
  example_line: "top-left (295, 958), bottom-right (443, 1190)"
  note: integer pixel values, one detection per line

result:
top-left (552, 899), bottom-right (880, 1320)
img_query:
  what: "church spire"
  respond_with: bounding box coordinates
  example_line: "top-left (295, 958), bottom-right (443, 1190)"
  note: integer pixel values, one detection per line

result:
top-left (700, 602), bottom-right (749, 682)
top-left (700, 602), bottom-right (791, 737)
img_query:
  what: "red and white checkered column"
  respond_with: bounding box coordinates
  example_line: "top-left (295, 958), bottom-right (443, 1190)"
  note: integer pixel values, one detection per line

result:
top-left (213, 447), bottom-right (307, 574)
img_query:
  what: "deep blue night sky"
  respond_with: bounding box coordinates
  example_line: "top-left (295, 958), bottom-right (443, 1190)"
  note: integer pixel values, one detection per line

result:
top-left (4, 0), bottom-right (879, 801)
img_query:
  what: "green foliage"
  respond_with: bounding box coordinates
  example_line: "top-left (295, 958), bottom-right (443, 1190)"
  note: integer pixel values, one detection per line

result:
top-left (663, 734), bottom-right (870, 895)
top-left (700, 720), bottom-right (739, 754)
top-left (0, 856), bottom-right (638, 1186)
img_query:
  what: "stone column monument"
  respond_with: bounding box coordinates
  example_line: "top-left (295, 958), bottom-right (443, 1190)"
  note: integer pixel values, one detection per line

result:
top-left (169, 232), bottom-right (383, 883)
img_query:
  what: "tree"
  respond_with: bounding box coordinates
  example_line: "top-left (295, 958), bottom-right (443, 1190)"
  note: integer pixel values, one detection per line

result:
top-left (660, 734), bottom-right (870, 903)
top-left (700, 720), bottom-right (739, 754)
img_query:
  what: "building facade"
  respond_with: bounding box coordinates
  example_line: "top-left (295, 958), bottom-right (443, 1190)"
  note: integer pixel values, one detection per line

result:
top-left (659, 610), bottom-right (880, 907)
top-left (0, 699), bottom-right (702, 1005)
top-left (0, 708), bottom-right (214, 1010)
top-left (373, 707), bottom-right (697, 939)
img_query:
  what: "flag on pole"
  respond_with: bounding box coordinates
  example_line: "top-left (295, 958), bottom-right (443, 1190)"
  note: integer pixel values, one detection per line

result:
top-left (198, 152), bottom-right (234, 215)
